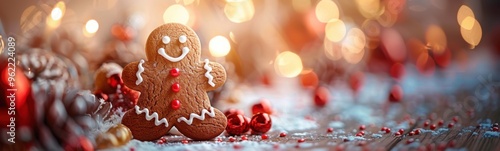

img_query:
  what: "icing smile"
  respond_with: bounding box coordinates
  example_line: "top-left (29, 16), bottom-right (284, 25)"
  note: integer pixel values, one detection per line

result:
top-left (158, 46), bottom-right (189, 62)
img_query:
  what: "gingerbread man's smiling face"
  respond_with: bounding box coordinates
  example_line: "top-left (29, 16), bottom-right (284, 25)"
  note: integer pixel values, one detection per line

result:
top-left (145, 23), bottom-right (201, 64)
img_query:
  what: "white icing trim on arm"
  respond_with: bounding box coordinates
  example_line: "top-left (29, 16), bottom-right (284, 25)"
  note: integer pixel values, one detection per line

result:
top-left (135, 106), bottom-right (169, 127)
top-left (177, 107), bottom-right (216, 125)
top-left (135, 59), bottom-right (145, 85)
top-left (157, 47), bottom-right (190, 62)
top-left (203, 59), bottom-right (215, 87)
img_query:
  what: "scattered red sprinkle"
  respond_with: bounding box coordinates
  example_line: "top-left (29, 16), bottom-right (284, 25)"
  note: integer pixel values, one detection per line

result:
top-left (452, 116), bottom-right (459, 123)
top-left (241, 135), bottom-right (248, 141)
top-left (385, 128), bottom-right (391, 134)
top-left (273, 143), bottom-right (280, 149)
top-left (448, 123), bottom-right (454, 128)
top-left (414, 129), bottom-right (421, 135)
top-left (359, 131), bottom-right (365, 135)
top-left (409, 131), bottom-right (415, 136)
top-left (493, 127), bottom-right (499, 131)
top-left (233, 144), bottom-right (242, 149)
top-left (217, 138), bottom-right (223, 142)
top-left (359, 125), bottom-right (366, 130)
top-left (437, 120), bottom-right (444, 126)
top-left (261, 134), bottom-right (268, 140)
top-left (130, 147), bottom-right (135, 151)
top-left (156, 139), bottom-right (165, 144)
top-left (424, 121), bottom-right (430, 127)
top-left (298, 138), bottom-right (305, 143)
top-left (343, 138), bottom-right (350, 142)
top-left (279, 132), bottom-right (287, 137)
top-left (394, 132), bottom-right (401, 136)
top-left (327, 127), bottom-right (334, 133)
top-left (356, 133), bottom-right (363, 137)
top-left (398, 128), bottom-right (405, 133)
top-left (430, 124), bottom-right (437, 130)
top-left (181, 140), bottom-right (188, 144)
top-left (229, 137), bottom-right (236, 142)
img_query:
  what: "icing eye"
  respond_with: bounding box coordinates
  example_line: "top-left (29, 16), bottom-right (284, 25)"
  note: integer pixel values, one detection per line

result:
top-left (162, 36), bottom-right (171, 44)
top-left (179, 35), bottom-right (187, 43)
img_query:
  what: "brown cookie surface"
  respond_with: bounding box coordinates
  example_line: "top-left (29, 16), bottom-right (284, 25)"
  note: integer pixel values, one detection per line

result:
top-left (121, 23), bottom-right (227, 141)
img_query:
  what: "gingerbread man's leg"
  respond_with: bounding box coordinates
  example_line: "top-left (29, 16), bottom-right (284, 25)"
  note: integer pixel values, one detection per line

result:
top-left (174, 101), bottom-right (227, 140)
top-left (121, 106), bottom-right (174, 141)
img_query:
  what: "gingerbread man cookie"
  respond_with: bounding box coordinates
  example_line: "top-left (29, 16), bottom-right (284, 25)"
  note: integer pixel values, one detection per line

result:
top-left (121, 23), bottom-right (227, 141)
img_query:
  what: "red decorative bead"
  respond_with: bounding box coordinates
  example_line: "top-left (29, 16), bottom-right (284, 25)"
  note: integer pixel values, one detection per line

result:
top-left (394, 132), bottom-right (401, 136)
top-left (385, 128), bottom-right (391, 134)
top-left (172, 83), bottom-right (180, 92)
top-left (279, 132), bottom-right (287, 137)
top-left (430, 124), bottom-right (437, 130)
top-left (241, 135), bottom-right (248, 140)
top-left (356, 133), bottom-right (363, 137)
top-left (359, 125), bottom-right (366, 130)
top-left (381, 127), bottom-right (388, 131)
top-left (424, 121), bottom-right (430, 127)
top-left (409, 131), bottom-right (415, 136)
top-left (250, 113), bottom-right (272, 134)
top-left (181, 140), bottom-right (188, 144)
top-left (327, 127), bottom-right (334, 133)
top-left (226, 114), bottom-right (250, 135)
top-left (406, 138), bottom-right (414, 145)
top-left (389, 84), bottom-right (403, 102)
top-left (448, 123), bottom-right (454, 128)
top-left (314, 86), bottom-right (330, 107)
top-left (437, 120), bottom-right (444, 126)
top-left (228, 137), bottom-right (236, 142)
top-left (398, 128), bottom-right (404, 133)
top-left (298, 138), bottom-right (305, 143)
top-left (359, 131), bottom-right (365, 135)
top-left (414, 129), bottom-right (421, 135)
top-left (251, 99), bottom-right (273, 115)
top-left (261, 134), bottom-right (268, 140)
top-left (170, 99), bottom-right (181, 110)
top-left (452, 116), bottom-right (459, 123)
top-left (224, 108), bottom-right (245, 117)
top-left (493, 127), bottom-right (499, 131)
top-left (170, 68), bottom-right (180, 77)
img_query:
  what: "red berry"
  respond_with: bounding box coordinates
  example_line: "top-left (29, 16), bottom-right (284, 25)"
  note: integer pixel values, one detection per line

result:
top-left (389, 84), bottom-right (404, 102)
top-left (261, 134), bottom-right (268, 140)
top-left (448, 123), bottom-right (454, 128)
top-left (385, 128), bottom-right (391, 134)
top-left (250, 113), bottom-right (272, 134)
top-left (224, 108), bottom-right (245, 117)
top-left (171, 83), bottom-right (180, 92)
top-left (279, 132), bottom-right (287, 137)
top-left (228, 137), bottom-right (236, 142)
top-left (327, 127), bottom-right (334, 133)
top-left (359, 125), bottom-right (366, 130)
top-left (430, 124), bottom-right (437, 130)
top-left (314, 87), bottom-right (330, 107)
top-left (424, 121), bottom-right (430, 127)
top-left (170, 68), bottom-right (180, 77)
top-left (437, 120), bottom-right (444, 126)
top-left (170, 99), bottom-right (181, 110)
top-left (298, 138), bottom-right (305, 143)
top-left (226, 114), bottom-right (250, 135)
top-left (251, 99), bottom-right (273, 115)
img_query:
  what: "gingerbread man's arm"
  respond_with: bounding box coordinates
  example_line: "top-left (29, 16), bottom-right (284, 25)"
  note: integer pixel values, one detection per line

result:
top-left (122, 59), bottom-right (148, 91)
top-left (200, 59), bottom-right (226, 91)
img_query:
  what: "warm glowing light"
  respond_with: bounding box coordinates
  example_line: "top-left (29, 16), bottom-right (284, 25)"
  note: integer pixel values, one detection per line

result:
top-left (341, 43), bottom-right (365, 64)
top-left (381, 28), bottom-right (406, 62)
top-left (325, 20), bottom-right (346, 42)
top-left (224, 0), bottom-right (255, 23)
top-left (315, 0), bottom-right (339, 23)
top-left (163, 4), bottom-right (190, 25)
top-left (460, 16), bottom-right (475, 30)
top-left (293, 0), bottom-right (312, 12)
top-left (343, 27), bottom-right (366, 54)
top-left (377, 9), bottom-right (396, 27)
top-left (460, 18), bottom-right (482, 48)
top-left (274, 51), bottom-right (303, 78)
top-left (355, 0), bottom-right (383, 19)
top-left (229, 32), bottom-right (237, 43)
top-left (324, 38), bottom-right (342, 61)
top-left (51, 1), bottom-right (65, 21)
top-left (457, 5), bottom-right (474, 26)
top-left (209, 36), bottom-right (231, 57)
top-left (425, 25), bottom-right (447, 54)
top-left (86, 19), bottom-right (99, 33)
top-left (20, 5), bottom-right (44, 33)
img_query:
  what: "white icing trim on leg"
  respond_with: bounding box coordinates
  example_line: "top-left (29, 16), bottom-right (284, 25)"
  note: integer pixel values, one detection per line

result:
top-left (203, 59), bottom-right (215, 87)
top-left (135, 59), bottom-right (145, 85)
top-left (135, 106), bottom-right (169, 127)
top-left (177, 107), bottom-right (216, 125)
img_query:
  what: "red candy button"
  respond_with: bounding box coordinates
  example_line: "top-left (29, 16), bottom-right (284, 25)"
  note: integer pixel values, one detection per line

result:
top-left (170, 68), bottom-right (180, 77)
top-left (171, 99), bottom-right (180, 110)
top-left (172, 83), bottom-right (180, 92)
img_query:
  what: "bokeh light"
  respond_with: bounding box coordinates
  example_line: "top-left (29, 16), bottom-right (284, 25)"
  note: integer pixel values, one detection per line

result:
top-left (315, 0), bottom-right (340, 23)
top-left (425, 25), bottom-right (447, 54)
top-left (355, 0), bottom-right (383, 19)
top-left (325, 19), bottom-right (346, 42)
top-left (457, 5), bottom-right (474, 26)
top-left (274, 51), bottom-right (303, 78)
top-left (381, 28), bottom-right (406, 62)
top-left (163, 4), bottom-right (190, 25)
top-left (341, 42), bottom-right (365, 64)
top-left (224, 0), bottom-right (255, 23)
top-left (50, 1), bottom-right (66, 21)
top-left (83, 19), bottom-right (99, 37)
top-left (343, 27), bottom-right (366, 54)
top-left (209, 35), bottom-right (231, 57)
top-left (324, 38), bottom-right (342, 61)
